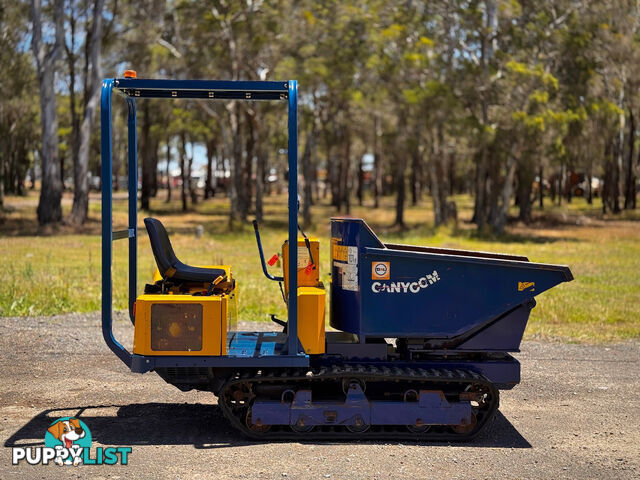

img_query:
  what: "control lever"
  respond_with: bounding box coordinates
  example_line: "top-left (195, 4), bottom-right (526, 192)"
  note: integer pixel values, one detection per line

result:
top-left (252, 220), bottom-right (284, 282)
top-left (297, 223), bottom-right (316, 273)
top-left (270, 314), bottom-right (287, 332)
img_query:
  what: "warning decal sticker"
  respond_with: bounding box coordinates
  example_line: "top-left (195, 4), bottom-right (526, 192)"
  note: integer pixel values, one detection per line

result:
top-left (518, 281), bottom-right (535, 292)
top-left (332, 240), bottom-right (359, 292)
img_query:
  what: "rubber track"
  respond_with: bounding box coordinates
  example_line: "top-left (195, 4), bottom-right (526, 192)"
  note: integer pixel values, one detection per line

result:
top-left (218, 364), bottom-right (499, 441)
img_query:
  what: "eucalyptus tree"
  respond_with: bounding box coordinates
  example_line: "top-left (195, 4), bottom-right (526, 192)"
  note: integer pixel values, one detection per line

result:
top-left (30, 0), bottom-right (64, 226)
top-left (64, 0), bottom-right (106, 225)
top-left (116, 0), bottom-right (172, 211)
top-left (175, 0), bottom-right (276, 223)
top-left (0, 3), bottom-right (38, 206)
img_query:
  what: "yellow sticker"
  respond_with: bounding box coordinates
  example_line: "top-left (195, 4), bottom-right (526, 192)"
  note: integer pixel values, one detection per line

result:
top-left (333, 244), bottom-right (348, 262)
top-left (372, 261), bottom-right (390, 280)
top-left (518, 281), bottom-right (535, 291)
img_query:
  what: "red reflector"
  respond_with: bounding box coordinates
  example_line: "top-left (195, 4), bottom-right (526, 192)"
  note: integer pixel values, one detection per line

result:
top-left (132, 301), bottom-right (136, 317)
top-left (267, 254), bottom-right (279, 266)
top-left (304, 262), bottom-right (313, 275)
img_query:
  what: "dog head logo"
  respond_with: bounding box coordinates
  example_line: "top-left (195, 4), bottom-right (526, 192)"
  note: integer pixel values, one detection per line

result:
top-left (47, 418), bottom-right (85, 449)
top-left (44, 417), bottom-right (92, 466)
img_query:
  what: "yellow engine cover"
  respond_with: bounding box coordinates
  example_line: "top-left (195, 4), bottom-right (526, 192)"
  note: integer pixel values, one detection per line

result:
top-left (133, 294), bottom-right (228, 356)
top-left (297, 286), bottom-right (326, 354)
top-left (282, 238), bottom-right (320, 294)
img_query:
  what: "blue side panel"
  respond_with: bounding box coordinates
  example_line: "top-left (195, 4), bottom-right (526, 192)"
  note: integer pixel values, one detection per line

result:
top-left (330, 219), bottom-right (384, 335)
top-left (251, 385), bottom-right (472, 427)
top-left (330, 218), bottom-right (572, 343)
top-left (457, 303), bottom-right (532, 351)
top-left (361, 247), bottom-right (568, 337)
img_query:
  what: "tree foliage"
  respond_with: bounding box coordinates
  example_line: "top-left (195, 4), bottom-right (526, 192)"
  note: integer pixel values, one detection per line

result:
top-left (3, 0), bottom-right (639, 231)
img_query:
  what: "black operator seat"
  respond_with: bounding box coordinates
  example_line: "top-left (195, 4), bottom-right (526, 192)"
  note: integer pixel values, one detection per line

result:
top-left (144, 217), bottom-right (225, 283)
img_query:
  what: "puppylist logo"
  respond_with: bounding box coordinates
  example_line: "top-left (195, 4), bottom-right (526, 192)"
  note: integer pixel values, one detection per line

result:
top-left (12, 417), bottom-right (131, 466)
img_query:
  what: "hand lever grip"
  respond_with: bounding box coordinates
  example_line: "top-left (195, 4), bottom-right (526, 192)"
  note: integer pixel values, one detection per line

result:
top-left (253, 220), bottom-right (284, 282)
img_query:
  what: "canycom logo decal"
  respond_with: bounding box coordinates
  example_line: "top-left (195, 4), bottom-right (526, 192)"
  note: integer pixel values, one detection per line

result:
top-left (372, 270), bottom-right (441, 294)
top-left (371, 261), bottom-right (390, 280)
top-left (12, 417), bottom-right (131, 466)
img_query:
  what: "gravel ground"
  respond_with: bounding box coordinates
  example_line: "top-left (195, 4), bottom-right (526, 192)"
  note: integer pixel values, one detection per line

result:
top-left (0, 312), bottom-right (638, 479)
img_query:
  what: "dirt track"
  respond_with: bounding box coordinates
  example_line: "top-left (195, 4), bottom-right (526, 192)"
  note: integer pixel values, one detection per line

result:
top-left (0, 312), bottom-right (638, 479)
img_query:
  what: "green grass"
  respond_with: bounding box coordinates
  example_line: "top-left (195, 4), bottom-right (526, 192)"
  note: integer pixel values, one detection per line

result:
top-left (1, 189), bottom-right (639, 343)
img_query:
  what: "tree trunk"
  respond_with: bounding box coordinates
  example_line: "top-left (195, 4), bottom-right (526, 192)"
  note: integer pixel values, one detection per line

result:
top-left (0, 162), bottom-right (3, 209)
top-left (165, 138), bottom-right (172, 202)
top-left (410, 134), bottom-right (421, 207)
top-left (187, 141), bottom-right (197, 205)
top-left (151, 150), bottom-right (159, 197)
top-left (448, 151), bottom-right (456, 195)
top-left (602, 144), bottom-right (610, 214)
top-left (624, 108), bottom-right (636, 209)
top-left (538, 164), bottom-right (544, 209)
top-left (330, 156), bottom-right (340, 209)
top-left (312, 165), bottom-right (319, 205)
top-left (69, 0), bottom-right (105, 225)
top-left (517, 160), bottom-right (534, 223)
top-left (611, 136), bottom-right (621, 213)
top-left (0, 149), bottom-right (4, 208)
top-left (329, 152), bottom-right (338, 207)
top-left (373, 114), bottom-right (382, 209)
top-left (179, 132), bottom-right (188, 212)
top-left (558, 163), bottom-right (564, 206)
top-left (255, 132), bottom-right (267, 223)
top-left (473, 0), bottom-right (496, 229)
top-left (205, 137), bottom-right (216, 199)
top-left (325, 121), bottom-right (341, 210)
top-left (340, 124), bottom-right (351, 214)
top-left (429, 153), bottom-right (443, 226)
top-left (60, 145), bottom-right (65, 188)
top-left (301, 120), bottom-right (316, 228)
top-left (16, 141), bottom-right (27, 196)
top-left (244, 110), bottom-right (255, 218)
top-left (602, 138), bottom-right (621, 214)
top-left (65, 3), bottom-right (79, 199)
top-left (430, 122), bottom-right (451, 226)
top-left (394, 150), bottom-right (407, 228)
top-left (227, 101), bottom-right (244, 222)
top-left (393, 115), bottom-right (408, 228)
top-left (635, 138), bottom-right (640, 209)
top-left (487, 151), bottom-right (501, 224)
top-left (357, 149), bottom-right (364, 207)
top-left (31, 0), bottom-right (64, 226)
top-left (140, 102), bottom-right (153, 211)
top-left (4, 139), bottom-right (13, 194)
top-left (492, 151), bottom-right (517, 233)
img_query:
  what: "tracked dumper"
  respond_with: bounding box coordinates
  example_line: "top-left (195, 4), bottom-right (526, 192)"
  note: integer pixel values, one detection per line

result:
top-left (100, 75), bottom-right (573, 440)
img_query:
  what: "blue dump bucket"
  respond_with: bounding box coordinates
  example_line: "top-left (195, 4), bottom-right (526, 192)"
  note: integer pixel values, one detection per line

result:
top-left (330, 218), bottom-right (573, 352)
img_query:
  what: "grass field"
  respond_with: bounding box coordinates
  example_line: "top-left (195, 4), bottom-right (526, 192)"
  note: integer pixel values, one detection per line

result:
top-left (1, 189), bottom-right (639, 343)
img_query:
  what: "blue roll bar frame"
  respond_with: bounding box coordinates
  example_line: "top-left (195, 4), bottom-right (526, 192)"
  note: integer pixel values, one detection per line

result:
top-left (101, 78), bottom-right (307, 372)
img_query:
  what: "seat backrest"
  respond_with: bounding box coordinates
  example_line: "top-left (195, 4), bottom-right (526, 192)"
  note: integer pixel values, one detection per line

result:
top-left (144, 217), bottom-right (178, 278)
